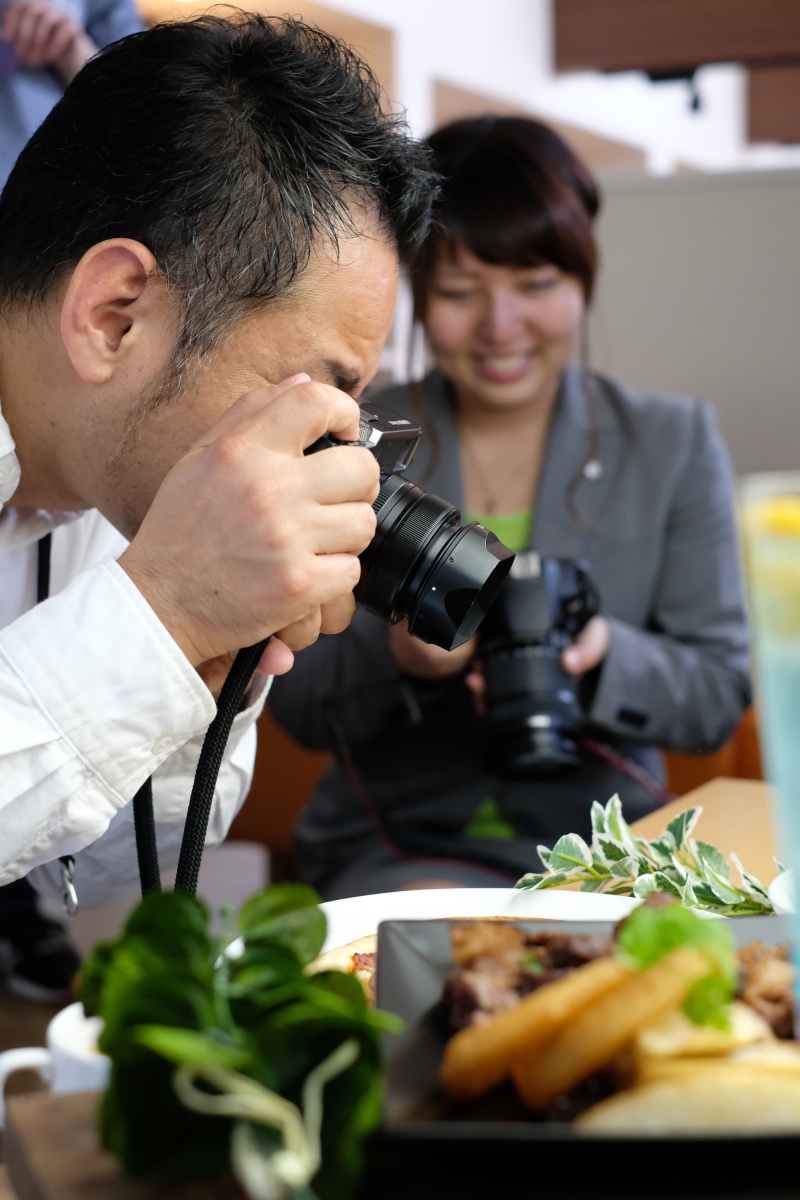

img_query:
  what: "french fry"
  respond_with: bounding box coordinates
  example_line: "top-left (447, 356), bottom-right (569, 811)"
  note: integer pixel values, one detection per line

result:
top-left (512, 946), bottom-right (711, 1110)
top-left (439, 956), bottom-right (631, 1101)
top-left (577, 1069), bottom-right (800, 1133)
top-left (637, 1039), bottom-right (800, 1087)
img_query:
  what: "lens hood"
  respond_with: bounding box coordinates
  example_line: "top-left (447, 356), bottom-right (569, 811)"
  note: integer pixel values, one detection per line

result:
top-left (356, 475), bottom-right (514, 651)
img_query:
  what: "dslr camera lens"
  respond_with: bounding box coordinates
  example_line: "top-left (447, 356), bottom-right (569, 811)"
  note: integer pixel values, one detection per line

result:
top-left (306, 404), bottom-right (514, 650)
top-left (479, 553), bottom-right (600, 779)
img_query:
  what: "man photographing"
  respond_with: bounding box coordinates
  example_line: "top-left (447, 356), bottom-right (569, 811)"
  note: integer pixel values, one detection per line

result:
top-left (0, 14), bottom-right (435, 910)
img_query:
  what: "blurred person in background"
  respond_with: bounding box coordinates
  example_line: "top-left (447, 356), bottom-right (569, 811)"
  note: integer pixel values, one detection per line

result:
top-left (0, 0), bottom-right (143, 184)
top-left (0, 0), bottom-right (142, 1002)
top-left (269, 115), bottom-right (752, 900)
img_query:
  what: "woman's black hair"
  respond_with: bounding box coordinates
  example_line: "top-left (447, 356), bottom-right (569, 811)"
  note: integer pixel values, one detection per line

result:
top-left (410, 114), bottom-right (600, 317)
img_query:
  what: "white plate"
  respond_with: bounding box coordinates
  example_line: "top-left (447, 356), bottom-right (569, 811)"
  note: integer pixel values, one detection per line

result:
top-left (319, 887), bottom-right (639, 952)
top-left (768, 869), bottom-right (795, 914)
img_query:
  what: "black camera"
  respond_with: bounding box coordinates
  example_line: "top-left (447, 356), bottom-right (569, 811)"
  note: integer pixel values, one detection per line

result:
top-left (479, 553), bottom-right (600, 779)
top-left (307, 404), bottom-right (514, 650)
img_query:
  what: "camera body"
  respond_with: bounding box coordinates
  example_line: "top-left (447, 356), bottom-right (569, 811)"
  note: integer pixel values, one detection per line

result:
top-left (479, 553), bottom-right (600, 780)
top-left (307, 405), bottom-right (514, 651)
top-left (309, 405), bottom-right (421, 475)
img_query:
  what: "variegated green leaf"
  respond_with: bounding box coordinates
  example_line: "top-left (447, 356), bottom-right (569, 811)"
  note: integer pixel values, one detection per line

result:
top-left (729, 852), bottom-right (771, 902)
top-left (605, 794), bottom-right (638, 853)
top-left (590, 800), bottom-right (608, 838)
top-left (548, 833), bottom-right (593, 872)
top-left (689, 881), bottom-right (722, 906)
top-left (659, 864), bottom-right (688, 887)
top-left (609, 856), bottom-right (640, 881)
top-left (693, 840), bottom-right (732, 881)
top-left (595, 835), bottom-right (629, 865)
top-left (514, 795), bottom-right (775, 915)
top-left (701, 866), bottom-right (743, 907)
top-left (647, 834), bottom-right (676, 864)
top-left (666, 807), bottom-right (702, 849)
top-left (580, 878), bottom-right (608, 892)
top-left (632, 873), bottom-right (682, 900)
top-left (515, 870), bottom-right (572, 891)
top-left (536, 844), bottom-right (553, 869)
top-left (667, 855), bottom-right (693, 885)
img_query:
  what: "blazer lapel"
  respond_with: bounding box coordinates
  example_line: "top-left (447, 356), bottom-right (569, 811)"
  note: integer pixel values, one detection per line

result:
top-left (532, 362), bottom-right (627, 559)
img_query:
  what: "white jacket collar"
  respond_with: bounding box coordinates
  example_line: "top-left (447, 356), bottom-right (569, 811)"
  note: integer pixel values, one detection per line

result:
top-left (0, 397), bottom-right (82, 550)
top-left (0, 401), bottom-right (21, 506)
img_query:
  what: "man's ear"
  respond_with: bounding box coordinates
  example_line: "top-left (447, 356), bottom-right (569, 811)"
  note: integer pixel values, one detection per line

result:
top-left (60, 239), bottom-right (165, 384)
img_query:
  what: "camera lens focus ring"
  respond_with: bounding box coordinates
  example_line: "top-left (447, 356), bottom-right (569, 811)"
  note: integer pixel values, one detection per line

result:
top-left (358, 480), bottom-right (457, 617)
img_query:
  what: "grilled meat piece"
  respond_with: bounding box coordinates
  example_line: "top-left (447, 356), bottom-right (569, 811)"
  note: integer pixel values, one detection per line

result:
top-left (444, 922), bottom-right (612, 1030)
top-left (737, 941), bottom-right (796, 1039)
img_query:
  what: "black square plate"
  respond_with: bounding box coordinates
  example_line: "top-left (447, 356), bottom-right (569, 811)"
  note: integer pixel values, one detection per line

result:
top-left (362, 915), bottom-right (798, 1200)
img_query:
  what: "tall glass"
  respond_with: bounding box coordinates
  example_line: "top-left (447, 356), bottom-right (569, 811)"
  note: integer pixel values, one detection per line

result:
top-left (740, 474), bottom-right (800, 951)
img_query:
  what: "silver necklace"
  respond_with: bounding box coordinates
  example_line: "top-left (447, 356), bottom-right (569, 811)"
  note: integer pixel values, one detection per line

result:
top-left (460, 434), bottom-right (537, 516)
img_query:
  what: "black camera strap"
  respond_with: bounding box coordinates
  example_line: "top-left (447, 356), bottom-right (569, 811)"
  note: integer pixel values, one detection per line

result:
top-left (35, 533), bottom-right (263, 906)
top-left (36, 534), bottom-right (79, 914)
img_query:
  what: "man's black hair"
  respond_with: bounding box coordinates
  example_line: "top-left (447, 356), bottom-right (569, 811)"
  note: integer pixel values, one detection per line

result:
top-left (0, 12), bottom-right (436, 365)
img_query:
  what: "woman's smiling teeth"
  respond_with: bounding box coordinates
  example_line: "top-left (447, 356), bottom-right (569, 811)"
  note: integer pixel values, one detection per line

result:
top-left (475, 353), bottom-right (533, 379)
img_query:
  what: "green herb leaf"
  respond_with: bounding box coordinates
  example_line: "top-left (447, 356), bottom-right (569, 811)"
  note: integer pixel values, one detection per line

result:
top-left (514, 794), bottom-right (774, 916)
top-left (80, 884), bottom-right (389, 1199)
top-left (596, 836), bottom-right (629, 864)
top-left (516, 869), bottom-right (573, 891)
top-left (683, 973), bottom-right (734, 1030)
top-left (631, 873), bottom-right (682, 901)
top-left (693, 840), bottom-right (731, 878)
top-left (547, 833), bottom-right (593, 872)
top-left (665, 807), bottom-right (702, 848)
top-left (590, 800), bottom-right (608, 838)
top-left (135, 1026), bottom-right (254, 1070)
top-left (605, 794), bottom-right (638, 853)
top-left (238, 884), bottom-right (326, 966)
top-left (617, 903), bottom-right (736, 984)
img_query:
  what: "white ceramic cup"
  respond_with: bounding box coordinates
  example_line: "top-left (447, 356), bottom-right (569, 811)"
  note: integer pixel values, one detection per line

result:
top-left (0, 1000), bottom-right (110, 1127)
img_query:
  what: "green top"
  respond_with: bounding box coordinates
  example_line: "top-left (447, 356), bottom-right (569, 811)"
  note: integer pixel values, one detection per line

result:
top-left (466, 508), bottom-right (533, 554)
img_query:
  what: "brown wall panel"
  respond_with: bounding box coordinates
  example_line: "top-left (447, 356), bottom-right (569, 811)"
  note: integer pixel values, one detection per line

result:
top-left (749, 63), bottom-right (800, 144)
top-left (555, 0), bottom-right (800, 73)
top-left (434, 80), bottom-right (646, 177)
top-left (138, 0), bottom-right (394, 96)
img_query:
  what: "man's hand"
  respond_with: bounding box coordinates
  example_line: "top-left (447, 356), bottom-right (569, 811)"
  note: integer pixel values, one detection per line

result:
top-left (1, 0), bottom-right (97, 83)
top-left (463, 615), bottom-right (611, 714)
top-left (387, 619), bottom-right (476, 680)
top-left (119, 374), bottom-right (379, 677)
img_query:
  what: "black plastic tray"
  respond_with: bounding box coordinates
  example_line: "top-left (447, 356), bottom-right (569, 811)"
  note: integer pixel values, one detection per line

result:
top-left (362, 914), bottom-right (798, 1200)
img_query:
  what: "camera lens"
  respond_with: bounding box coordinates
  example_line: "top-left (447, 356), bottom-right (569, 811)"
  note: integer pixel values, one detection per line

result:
top-left (356, 474), bottom-right (514, 651)
top-left (478, 556), bottom-right (600, 779)
top-left (483, 643), bottom-right (584, 779)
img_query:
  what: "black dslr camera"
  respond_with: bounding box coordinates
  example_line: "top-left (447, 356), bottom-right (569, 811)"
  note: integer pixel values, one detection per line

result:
top-left (307, 404), bottom-right (514, 650)
top-left (479, 553), bottom-right (600, 779)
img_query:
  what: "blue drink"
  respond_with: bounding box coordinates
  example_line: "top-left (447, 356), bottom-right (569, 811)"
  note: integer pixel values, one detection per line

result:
top-left (742, 474), bottom-right (800, 1011)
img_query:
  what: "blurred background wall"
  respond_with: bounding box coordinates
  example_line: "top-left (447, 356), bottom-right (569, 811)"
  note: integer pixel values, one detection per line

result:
top-left (591, 168), bottom-right (800, 475)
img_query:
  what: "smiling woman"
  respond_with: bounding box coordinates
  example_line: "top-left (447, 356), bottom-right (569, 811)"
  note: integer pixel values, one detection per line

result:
top-left (267, 114), bottom-right (753, 901)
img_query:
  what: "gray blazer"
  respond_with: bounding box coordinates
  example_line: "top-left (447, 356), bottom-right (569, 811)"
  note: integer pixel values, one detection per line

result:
top-left (269, 364), bottom-right (752, 891)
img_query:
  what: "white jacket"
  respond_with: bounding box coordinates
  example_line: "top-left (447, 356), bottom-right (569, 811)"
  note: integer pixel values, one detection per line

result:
top-left (0, 407), bottom-right (266, 907)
